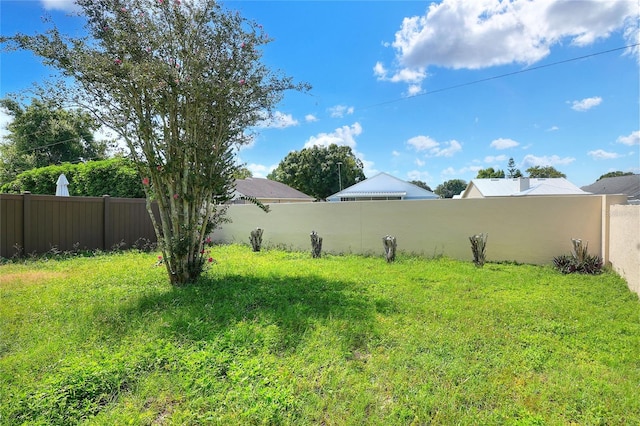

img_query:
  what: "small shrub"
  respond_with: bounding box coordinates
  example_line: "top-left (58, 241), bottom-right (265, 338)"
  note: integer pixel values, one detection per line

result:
top-left (382, 235), bottom-right (397, 263)
top-left (310, 231), bottom-right (322, 258)
top-left (250, 228), bottom-right (263, 252)
top-left (553, 238), bottom-right (603, 275)
top-left (469, 233), bottom-right (488, 267)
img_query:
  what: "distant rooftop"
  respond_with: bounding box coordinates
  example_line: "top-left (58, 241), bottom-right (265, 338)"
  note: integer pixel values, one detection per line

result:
top-left (460, 178), bottom-right (590, 198)
top-left (581, 174), bottom-right (640, 202)
top-left (233, 178), bottom-right (314, 202)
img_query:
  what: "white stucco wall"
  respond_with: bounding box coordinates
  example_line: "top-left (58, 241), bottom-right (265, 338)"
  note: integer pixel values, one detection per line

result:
top-left (214, 195), bottom-right (628, 267)
top-left (609, 204), bottom-right (640, 298)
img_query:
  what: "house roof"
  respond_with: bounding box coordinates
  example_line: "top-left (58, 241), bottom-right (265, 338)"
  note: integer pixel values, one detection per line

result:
top-left (581, 174), bottom-right (640, 200)
top-left (461, 178), bottom-right (590, 198)
top-left (233, 178), bottom-right (314, 201)
top-left (327, 172), bottom-right (439, 201)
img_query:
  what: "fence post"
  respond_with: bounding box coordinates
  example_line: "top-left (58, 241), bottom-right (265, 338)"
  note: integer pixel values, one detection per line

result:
top-left (22, 191), bottom-right (31, 256)
top-left (103, 195), bottom-right (110, 251)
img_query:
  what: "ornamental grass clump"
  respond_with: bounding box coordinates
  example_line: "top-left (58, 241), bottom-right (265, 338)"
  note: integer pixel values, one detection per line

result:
top-left (553, 238), bottom-right (603, 275)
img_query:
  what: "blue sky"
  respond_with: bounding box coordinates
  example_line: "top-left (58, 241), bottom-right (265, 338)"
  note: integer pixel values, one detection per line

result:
top-left (1, 0), bottom-right (639, 188)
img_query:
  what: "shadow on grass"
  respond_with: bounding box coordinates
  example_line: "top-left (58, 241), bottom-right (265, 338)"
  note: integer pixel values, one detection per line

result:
top-left (120, 272), bottom-right (383, 353)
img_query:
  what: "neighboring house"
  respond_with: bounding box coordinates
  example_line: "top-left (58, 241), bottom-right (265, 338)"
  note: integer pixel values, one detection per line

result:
top-left (458, 177), bottom-right (591, 199)
top-left (232, 178), bottom-right (314, 204)
top-left (581, 174), bottom-right (640, 204)
top-left (327, 172), bottom-right (439, 202)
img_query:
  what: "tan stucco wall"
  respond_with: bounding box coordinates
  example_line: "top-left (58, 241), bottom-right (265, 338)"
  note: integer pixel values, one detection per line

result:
top-left (214, 195), bottom-right (628, 266)
top-left (609, 204), bottom-right (640, 297)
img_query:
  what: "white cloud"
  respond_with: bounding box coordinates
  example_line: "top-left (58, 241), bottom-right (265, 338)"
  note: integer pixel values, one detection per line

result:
top-left (570, 96), bottom-right (602, 111)
top-left (304, 122), bottom-right (362, 149)
top-left (407, 135), bottom-right (439, 151)
top-left (328, 105), bottom-right (354, 118)
top-left (407, 135), bottom-right (462, 157)
top-left (406, 84), bottom-right (423, 97)
top-left (407, 170), bottom-right (432, 183)
top-left (490, 138), bottom-right (520, 150)
top-left (441, 165), bottom-right (480, 177)
top-left (391, 150), bottom-right (401, 157)
top-left (484, 155), bottom-right (507, 163)
top-left (305, 114), bottom-right (318, 123)
top-left (246, 163), bottom-right (277, 178)
top-left (522, 154), bottom-right (575, 167)
top-left (360, 157), bottom-right (378, 177)
top-left (433, 140), bottom-right (462, 157)
top-left (373, 62), bottom-right (387, 80)
top-left (547, 126), bottom-right (560, 132)
top-left (41, 0), bottom-right (80, 12)
top-left (377, 0), bottom-right (639, 91)
top-left (618, 130), bottom-right (640, 146)
top-left (588, 149), bottom-right (621, 160)
top-left (415, 158), bottom-right (425, 167)
top-left (256, 111), bottom-right (299, 129)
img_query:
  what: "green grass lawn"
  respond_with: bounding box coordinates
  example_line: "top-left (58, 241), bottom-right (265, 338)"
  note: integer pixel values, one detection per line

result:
top-left (1, 244), bottom-right (639, 425)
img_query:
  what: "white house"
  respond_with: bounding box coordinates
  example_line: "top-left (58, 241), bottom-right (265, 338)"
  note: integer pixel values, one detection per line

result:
top-left (458, 177), bottom-right (591, 199)
top-left (327, 172), bottom-right (439, 202)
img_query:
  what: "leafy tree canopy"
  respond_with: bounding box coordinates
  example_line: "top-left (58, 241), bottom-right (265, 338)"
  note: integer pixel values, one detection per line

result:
top-left (409, 180), bottom-right (432, 192)
top-left (526, 165), bottom-right (566, 178)
top-left (434, 179), bottom-right (467, 198)
top-left (0, 98), bottom-right (107, 183)
top-left (233, 166), bottom-right (253, 180)
top-left (2, 0), bottom-right (308, 285)
top-left (267, 144), bottom-right (365, 200)
top-left (597, 171), bottom-right (634, 181)
top-left (476, 167), bottom-right (505, 179)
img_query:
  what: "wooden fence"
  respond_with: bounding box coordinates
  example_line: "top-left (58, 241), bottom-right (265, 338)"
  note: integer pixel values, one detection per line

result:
top-left (0, 193), bottom-right (157, 258)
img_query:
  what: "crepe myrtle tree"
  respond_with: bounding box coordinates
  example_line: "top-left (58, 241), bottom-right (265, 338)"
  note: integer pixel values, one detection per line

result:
top-left (2, 0), bottom-right (308, 285)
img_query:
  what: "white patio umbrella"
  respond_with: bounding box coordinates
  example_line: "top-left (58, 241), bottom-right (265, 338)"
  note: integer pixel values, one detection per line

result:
top-left (56, 173), bottom-right (70, 196)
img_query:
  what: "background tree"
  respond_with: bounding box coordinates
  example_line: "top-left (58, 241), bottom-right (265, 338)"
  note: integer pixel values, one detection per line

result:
top-left (434, 179), bottom-right (467, 198)
top-left (526, 165), bottom-right (566, 178)
top-left (0, 98), bottom-right (107, 183)
top-left (506, 157), bottom-right (522, 178)
top-left (597, 171), bottom-right (633, 180)
top-left (233, 166), bottom-right (253, 180)
top-left (476, 167), bottom-right (505, 179)
top-left (3, 0), bottom-right (307, 285)
top-left (409, 180), bottom-right (432, 192)
top-left (267, 144), bottom-right (365, 200)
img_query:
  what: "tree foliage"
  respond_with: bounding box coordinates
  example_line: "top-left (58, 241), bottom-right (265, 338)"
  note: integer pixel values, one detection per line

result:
top-left (526, 165), bottom-right (566, 178)
top-left (267, 144), bottom-right (365, 200)
top-left (476, 167), bottom-right (505, 179)
top-left (2, 0), bottom-right (307, 285)
top-left (434, 179), bottom-right (467, 198)
top-left (597, 171), bottom-right (633, 181)
top-left (506, 157), bottom-right (522, 178)
top-left (409, 180), bottom-right (432, 192)
top-left (0, 98), bottom-right (107, 183)
top-left (0, 157), bottom-right (144, 197)
top-left (233, 166), bottom-right (253, 180)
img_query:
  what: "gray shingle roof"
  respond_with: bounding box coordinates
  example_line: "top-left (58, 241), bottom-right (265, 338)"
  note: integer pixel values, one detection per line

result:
top-left (581, 175), bottom-right (640, 200)
top-left (234, 178), bottom-right (314, 201)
